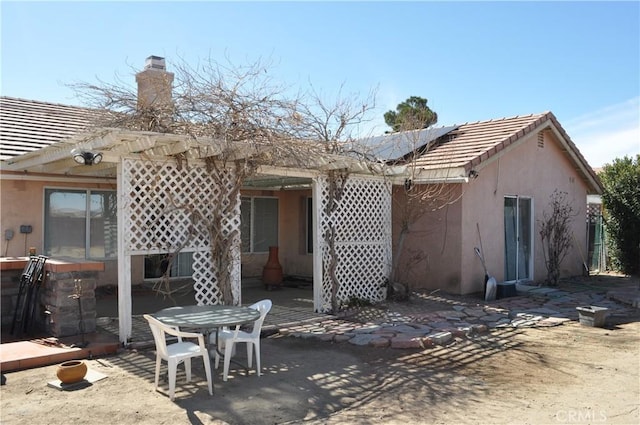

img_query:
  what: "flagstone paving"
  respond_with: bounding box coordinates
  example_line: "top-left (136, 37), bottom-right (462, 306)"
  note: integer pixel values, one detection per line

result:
top-left (278, 280), bottom-right (638, 349)
top-left (96, 275), bottom-right (638, 352)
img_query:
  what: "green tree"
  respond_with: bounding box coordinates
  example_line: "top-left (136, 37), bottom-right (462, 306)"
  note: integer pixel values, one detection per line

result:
top-left (600, 155), bottom-right (640, 275)
top-left (384, 96), bottom-right (437, 132)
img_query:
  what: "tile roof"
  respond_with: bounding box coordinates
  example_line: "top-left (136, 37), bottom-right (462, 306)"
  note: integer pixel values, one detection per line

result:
top-left (413, 113), bottom-right (550, 170)
top-left (0, 95), bottom-right (601, 193)
top-left (0, 96), bottom-right (99, 161)
top-left (409, 112), bottom-right (602, 192)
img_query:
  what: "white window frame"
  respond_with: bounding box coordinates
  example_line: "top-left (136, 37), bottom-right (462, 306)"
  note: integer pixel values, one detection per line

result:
top-left (241, 196), bottom-right (279, 253)
top-left (44, 187), bottom-right (117, 260)
top-left (143, 251), bottom-right (194, 280)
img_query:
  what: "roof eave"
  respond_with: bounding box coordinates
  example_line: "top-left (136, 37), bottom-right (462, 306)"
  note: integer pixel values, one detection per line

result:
top-left (411, 166), bottom-right (469, 184)
top-left (544, 113), bottom-right (604, 195)
top-left (460, 112), bottom-right (603, 195)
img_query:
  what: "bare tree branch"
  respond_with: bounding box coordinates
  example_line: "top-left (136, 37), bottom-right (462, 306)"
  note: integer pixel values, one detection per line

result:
top-left (71, 55), bottom-right (378, 309)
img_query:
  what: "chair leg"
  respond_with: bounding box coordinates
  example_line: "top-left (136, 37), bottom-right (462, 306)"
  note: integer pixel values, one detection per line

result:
top-left (168, 359), bottom-right (177, 401)
top-left (202, 354), bottom-right (213, 396)
top-left (184, 358), bottom-right (192, 382)
top-left (155, 356), bottom-right (161, 391)
top-left (246, 342), bottom-right (253, 368)
top-left (254, 340), bottom-right (261, 377)
top-left (222, 340), bottom-right (235, 381)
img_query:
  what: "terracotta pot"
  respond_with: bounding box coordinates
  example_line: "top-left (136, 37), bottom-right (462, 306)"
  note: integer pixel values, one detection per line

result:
top-left (56, 360), bottom-right (88, 384)
top-left (262, 246), bottom-right (283, 287)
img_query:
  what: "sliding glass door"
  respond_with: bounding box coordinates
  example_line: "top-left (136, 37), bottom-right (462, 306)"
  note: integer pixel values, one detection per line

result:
top-left (504, 196), bottom-right (532, 282)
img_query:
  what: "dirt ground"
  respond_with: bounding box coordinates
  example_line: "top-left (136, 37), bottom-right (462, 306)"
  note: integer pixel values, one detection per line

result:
top-left (1, 313), bottom-right (638, 425)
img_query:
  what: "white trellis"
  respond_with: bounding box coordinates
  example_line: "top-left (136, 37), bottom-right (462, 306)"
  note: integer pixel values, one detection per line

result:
top-left (117, 157), bottom-right (241, 342)
top-left (313, 175), bottom-right (392, 313)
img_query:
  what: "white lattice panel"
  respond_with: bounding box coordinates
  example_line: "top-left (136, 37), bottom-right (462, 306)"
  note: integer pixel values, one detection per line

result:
top-left (192, 250), bottom-right (220, 305)
top-left (122, 157), bottom-right (241, 305)
top-left (315, 175), bottom-right (391, 312)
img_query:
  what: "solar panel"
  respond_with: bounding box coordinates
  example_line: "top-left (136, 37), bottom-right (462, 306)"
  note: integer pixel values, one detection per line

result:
top-left (353, 125), bottom-right (459, 162)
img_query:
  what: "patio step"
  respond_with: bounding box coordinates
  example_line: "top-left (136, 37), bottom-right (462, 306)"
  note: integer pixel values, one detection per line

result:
top-left (0, 332), bottom-right (119, 373)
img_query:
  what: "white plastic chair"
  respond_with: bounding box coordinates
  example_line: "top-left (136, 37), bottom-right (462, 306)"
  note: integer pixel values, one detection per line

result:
top-left (144, 314), bottom-right (213, 401)
top-left (211, 299), bottom-right (272, 381)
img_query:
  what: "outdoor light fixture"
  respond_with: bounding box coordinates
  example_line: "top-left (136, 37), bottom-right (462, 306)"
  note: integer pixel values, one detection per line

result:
top-left (71, 149), bottom-right (103, 166)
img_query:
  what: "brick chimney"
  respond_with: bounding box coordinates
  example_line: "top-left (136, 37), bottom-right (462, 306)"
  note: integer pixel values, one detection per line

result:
top-left (135, 55), bottom-right (174, 113)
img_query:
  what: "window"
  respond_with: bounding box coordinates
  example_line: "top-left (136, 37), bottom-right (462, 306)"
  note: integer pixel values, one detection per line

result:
top-left (144, 252), bottom-right (194, 279)
top-left (44, 189), bottom-right (117, 260)
top-left (241, 196), bottom-right (278, 252)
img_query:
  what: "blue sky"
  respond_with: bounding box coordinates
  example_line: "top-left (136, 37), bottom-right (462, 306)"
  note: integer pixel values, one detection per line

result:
top-left (1, 1), bottom-right (638, 168)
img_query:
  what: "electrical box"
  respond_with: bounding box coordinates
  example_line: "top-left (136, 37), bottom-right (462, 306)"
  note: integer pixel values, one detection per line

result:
top-left (20, 225), bottom-right (32, 234)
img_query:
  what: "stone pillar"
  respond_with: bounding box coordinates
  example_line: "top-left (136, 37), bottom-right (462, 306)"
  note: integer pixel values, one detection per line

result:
top-left (0, 269), bottom-right (21, 327)
top-left (42, 271), bottom-right (97, 337)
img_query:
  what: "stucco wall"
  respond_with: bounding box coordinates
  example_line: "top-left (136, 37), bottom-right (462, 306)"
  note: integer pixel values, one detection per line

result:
top-left (461, 128), bottom-right (590, 293)
top-left (240, 189), bottom-right (313, 278)
top-left (1, 175), bottom-right (314, 288)
top-left (396, 128), bottom-right (592, 295)
top-left (0, 173), bottom-right (119, 286)
top-left (391, 184), bottom-right (464, 293)
top-left (277, 189), bottom-right (313, 277)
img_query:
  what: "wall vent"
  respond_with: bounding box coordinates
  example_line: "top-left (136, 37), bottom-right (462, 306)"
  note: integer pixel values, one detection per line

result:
top-left (537, 131), bottom-right (544, 148)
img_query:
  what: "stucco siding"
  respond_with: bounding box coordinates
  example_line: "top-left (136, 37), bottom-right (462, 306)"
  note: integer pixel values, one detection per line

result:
top-left (462, 129), bottom-right (590, 293)
top-left (396, 127), bottom-right (592, 296)
top-left (276, 189), bottom-right (313, 278)
top-left (0, 173), bottom-right (118, 286)
top-left (392, 184), bottom-right (464, 293)
top-left (240, 189), bottom-right (313, 278)
top-left (0, 174), bottom-right (116, 255)
top-left (1, 175), bottom-right (314, 286)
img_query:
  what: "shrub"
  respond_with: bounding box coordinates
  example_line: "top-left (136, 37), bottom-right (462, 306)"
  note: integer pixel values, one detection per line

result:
top-left (600, 155), bottom-right (640, 275)
top-left (539, 190), bottom-right (576, 285)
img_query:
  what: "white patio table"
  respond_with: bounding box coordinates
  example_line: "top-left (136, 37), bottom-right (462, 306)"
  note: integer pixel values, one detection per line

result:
top-left (153, 305), bottom-right (260, 331)
top-left (153, 304), bottom-right (261, 385)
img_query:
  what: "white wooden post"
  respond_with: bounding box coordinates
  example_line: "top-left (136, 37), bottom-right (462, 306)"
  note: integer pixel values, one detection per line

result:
top-left (117, 158), bottom-right (132, 344)
top-left (312, 177), bottom-right (323, 312)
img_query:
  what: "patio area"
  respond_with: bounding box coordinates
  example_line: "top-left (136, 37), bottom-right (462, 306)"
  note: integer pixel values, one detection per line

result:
top-left (0, 277), bottom-right (329, 372)
top-left (95, 277), bottom-right (330, 348)
top-left (2, 273), bottom-right (638, 373)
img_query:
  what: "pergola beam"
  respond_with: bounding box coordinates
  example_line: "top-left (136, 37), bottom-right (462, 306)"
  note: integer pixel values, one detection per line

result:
top-left (3, 130), bottom-right (121, 170)
top-left (2, 127), bottom-right (399, 183)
